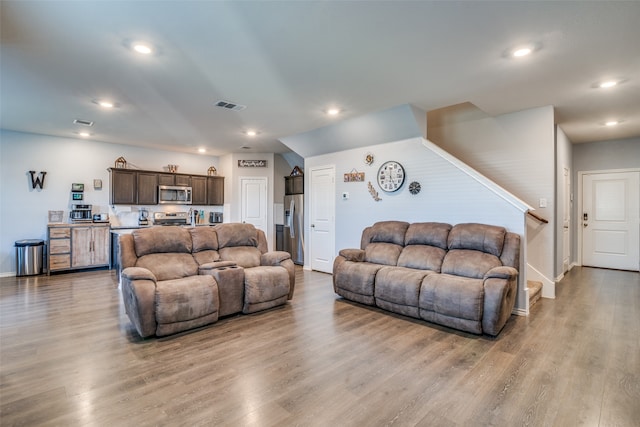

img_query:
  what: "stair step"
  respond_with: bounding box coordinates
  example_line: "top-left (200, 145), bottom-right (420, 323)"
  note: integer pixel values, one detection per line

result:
top-left (528, 280), bottom-right (543, 307)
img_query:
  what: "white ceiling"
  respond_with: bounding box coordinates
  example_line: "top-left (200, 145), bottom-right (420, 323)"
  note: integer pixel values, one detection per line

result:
top-left (1, 1), bottom-right (639, 157)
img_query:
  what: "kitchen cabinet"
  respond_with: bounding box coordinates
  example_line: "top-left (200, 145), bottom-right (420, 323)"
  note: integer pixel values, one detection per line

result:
top-left (207, 176), bottom-right (224, 205)
top-left (191, 176), bottom-right (208, 205)
top-left (72, 226), bottom-right (110, 268)
top-left (48, 226), bottom-right (71, 273)
top-left (137, 172), bottom-right (158, 205)
top-left (285, 175), bottom-right (304, 195)
top-left (110, 169), bottom-right (137, 205)
top-left (159, 173), bottom-right (191, 187)
top-left (109, 168), bottom-right (224, 206)
top-left (48, 224), bottom-right (110, 274)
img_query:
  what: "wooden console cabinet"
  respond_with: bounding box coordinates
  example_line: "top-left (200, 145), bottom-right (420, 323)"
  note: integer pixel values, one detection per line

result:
top-left (48, 224), bottom-right (110, 274)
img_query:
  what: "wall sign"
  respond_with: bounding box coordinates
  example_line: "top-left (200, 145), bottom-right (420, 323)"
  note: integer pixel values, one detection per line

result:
top-left (238, 160), bottom-right (267, 168)
top-left (29, 171), bottom-right (46, 189)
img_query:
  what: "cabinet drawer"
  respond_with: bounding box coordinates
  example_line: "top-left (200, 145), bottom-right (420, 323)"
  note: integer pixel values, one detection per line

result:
top-left (50, 254), bottom-right (70, 270)
top-left (50, 228), bottom-right (71, 238)
top-left (50, 239), bottom-right (70, 254)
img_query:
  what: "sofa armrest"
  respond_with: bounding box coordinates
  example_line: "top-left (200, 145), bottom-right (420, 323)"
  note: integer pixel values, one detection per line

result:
top-left (339, 248), bottom-right (365, 262)
top-left (261, 251), bottom-right (291, 266)
top-left (484, 266), bottom-right (518, 281)
top-left (198, 260), bottom-right (237, 273)
top-left (120, 269), bottom-right (158, 338)
top-left (122, 266), bottom-right (157, 282)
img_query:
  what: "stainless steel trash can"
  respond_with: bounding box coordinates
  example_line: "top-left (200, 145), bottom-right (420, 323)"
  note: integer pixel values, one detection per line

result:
top-left (15, 239), bottom-right (45, 276)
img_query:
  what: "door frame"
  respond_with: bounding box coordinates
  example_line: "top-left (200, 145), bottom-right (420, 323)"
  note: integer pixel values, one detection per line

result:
top-left (576, 168), bottom-right (640, 267)
top-left (307, 164), bottom-right (335, 272)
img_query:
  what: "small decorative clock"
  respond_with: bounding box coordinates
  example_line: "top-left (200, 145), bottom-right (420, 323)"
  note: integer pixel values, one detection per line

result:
top-left (409, 181), bottom-right (421, 195)
top-left (377, 160), bottom-right (405, 193)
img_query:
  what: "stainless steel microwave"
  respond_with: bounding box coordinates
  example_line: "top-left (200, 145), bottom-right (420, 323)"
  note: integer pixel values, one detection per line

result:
top-left (158, 185), bottom-right (192, 204)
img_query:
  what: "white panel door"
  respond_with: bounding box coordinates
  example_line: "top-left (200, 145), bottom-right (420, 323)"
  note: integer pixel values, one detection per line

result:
top-left (582, 171), bottom-right (639, 271)
top-left (241, 177), bottom-right (268, 235)
top-left (309, 166), bottom-right (335, 273)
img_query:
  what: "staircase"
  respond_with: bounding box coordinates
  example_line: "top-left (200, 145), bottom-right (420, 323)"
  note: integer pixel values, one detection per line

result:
top-left (528, 280), bottom-right (543, 308)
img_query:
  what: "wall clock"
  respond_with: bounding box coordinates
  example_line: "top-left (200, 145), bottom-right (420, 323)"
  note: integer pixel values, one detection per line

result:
top-left (409, 181), bottom-right (421, 195)
top-left (377, 160), bottom-right (405, 193)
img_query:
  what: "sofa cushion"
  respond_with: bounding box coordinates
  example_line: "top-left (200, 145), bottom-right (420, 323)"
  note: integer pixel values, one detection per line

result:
top-left (190, 227), bottom-right (218, 252)
top-left (192, 250), bottom-right (222, 266)
top-left (136, 253), bottom-right (199, 281)
top-left (368, 221), bottom-right (410, 246)
top-left (419, 273), bottom-right (484, 323)
top-left (404, 222), bottom-right (451, 249)
top-left (133, 226), bottom-right (192, 257)
top-left (219, 246), bottom-right (261, 268)
top-left (374, 267), bottom-right (432, 318)
top-left (243, 266), bottom-right (290, 314)
top-left (216, 223), bottom-right (258, 248)
top-left (334, 261), bottom-right (384, 305)
top-left (364, 242), bottom-right (403, 266)
top-left (397, 245), bottom-right (447, 272)
top-left (441, 249), bottom-right (502, 279)
top-left (448, 223), bottom-right (506, 257)
top-left (155, 275), bottom-right (219, 324)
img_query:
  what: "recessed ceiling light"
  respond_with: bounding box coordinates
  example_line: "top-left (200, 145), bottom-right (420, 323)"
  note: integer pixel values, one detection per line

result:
top-left (92, 99), bottom-right (119, 108)
top-left (245, 130), bottom-right (257, 137)
top-left (198, 148), bottom-right (206, 153)
top-left (327, 108), bottom-right (340, 116)
top-left (605, 121), bottom-right (619, 126)
top-left (599, 81), bottom-right (617, 89)
top-left (78, 132), bottom-right (91, 137)
top-left (512, 47), bottom-right (532, 57)
top-left (133, 43), bottom-right (153, 55)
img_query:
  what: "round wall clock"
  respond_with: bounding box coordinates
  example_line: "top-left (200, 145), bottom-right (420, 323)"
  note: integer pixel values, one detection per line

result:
top-left (409, 181), bottom-right (421, 195)
top-left (377, 160), bottom-right (405, 193)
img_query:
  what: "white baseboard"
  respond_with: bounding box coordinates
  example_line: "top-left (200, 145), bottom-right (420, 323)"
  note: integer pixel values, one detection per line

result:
top-left (554, 273), bottom-right (565, 282)
top-left (512, 307), bottom-right (528, 316)
top-left (0, 271), bottom-right (16, 278)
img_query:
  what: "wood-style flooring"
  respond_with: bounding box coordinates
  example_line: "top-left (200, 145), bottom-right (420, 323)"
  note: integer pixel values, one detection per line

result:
top-left (1, 266), bottom-right (638, 426)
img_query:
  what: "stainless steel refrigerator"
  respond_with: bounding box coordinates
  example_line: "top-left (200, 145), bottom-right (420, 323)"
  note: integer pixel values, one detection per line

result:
top-left (284, 194), bottom-right (304, 265)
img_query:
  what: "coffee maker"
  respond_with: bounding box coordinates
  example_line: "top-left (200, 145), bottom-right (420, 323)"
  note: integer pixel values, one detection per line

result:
top-left (70, 204), bottom-right (92, 222)
top-left (139, 209), bottom-right (149, 226)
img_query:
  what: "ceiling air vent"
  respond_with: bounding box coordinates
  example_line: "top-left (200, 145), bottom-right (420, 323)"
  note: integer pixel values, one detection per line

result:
top-left (73, 119), bottom-right (94, 127)
top-left (214, 100), bottom-right (246, 111)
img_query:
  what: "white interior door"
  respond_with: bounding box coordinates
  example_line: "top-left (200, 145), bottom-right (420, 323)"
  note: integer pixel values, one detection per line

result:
top-left (241, 177), bottom-right (268, 236)
top-left (563, 167), bottom-right (571, 273)
top-left (309, 166), bottom-right (335, 273)
top-left (582, 171), bottom-right (639, 271)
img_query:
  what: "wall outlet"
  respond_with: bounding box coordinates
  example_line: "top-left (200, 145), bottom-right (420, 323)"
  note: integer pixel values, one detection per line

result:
top-left (342, 192), bottom-right (349, 200)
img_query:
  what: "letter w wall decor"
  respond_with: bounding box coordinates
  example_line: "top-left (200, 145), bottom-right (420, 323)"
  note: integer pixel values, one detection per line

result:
top-left (29, 171), bottom-right (47, 190)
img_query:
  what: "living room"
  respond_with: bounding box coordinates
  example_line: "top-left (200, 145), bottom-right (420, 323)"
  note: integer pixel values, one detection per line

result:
top-left (1, 1), bottom-right (639, 425)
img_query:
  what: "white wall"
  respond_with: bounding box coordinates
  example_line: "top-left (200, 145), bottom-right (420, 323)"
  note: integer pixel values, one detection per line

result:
top-left (0, 130), bottom-right (220, 275)
top-left (221, 152), bottom-right (275, 249)
top-left (305, 136), bottom-right (528, 311)
top-left (555, 125), bottom-right (572, 277)
top-left (428, 105), bottom-right (556, 290)
top-left (571, 136), bottom-right (640, 263)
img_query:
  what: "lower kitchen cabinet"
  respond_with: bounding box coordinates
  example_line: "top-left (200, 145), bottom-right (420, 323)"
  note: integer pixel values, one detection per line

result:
top-left (48, 224), bottom-right (110, 274)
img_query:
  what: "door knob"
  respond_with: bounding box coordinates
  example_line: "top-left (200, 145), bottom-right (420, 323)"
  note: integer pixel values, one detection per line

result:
top-left (311, 224), bottom-right (315, 228)
top-left (583, 223), bottom-right (588, 227)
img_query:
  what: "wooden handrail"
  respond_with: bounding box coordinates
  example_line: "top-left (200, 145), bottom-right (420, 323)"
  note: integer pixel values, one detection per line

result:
top-left (527, 211), bottom-right (549, 224)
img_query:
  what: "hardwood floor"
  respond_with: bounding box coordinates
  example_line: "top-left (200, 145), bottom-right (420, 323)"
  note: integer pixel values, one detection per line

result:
top-left (1, 266), bottom-right (638, 426)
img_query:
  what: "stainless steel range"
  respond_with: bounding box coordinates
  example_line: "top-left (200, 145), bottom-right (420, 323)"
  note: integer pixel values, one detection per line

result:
top-left (153, 211), bottom-right (189, 226)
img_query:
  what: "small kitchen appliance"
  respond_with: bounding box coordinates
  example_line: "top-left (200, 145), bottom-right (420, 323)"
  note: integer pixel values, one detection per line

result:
top-left (138, 209), bottom-right (149, 226)
top-left (153, 211), bottom-right (189, 226)
top-left (210, 212), bottom-right (223, 224)
top-left (70, 204), bottom-right (92, 222)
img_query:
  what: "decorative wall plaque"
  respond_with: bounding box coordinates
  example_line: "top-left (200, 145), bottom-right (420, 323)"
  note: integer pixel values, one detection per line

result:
top-left (238, 159), bottom-right (267, 167)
